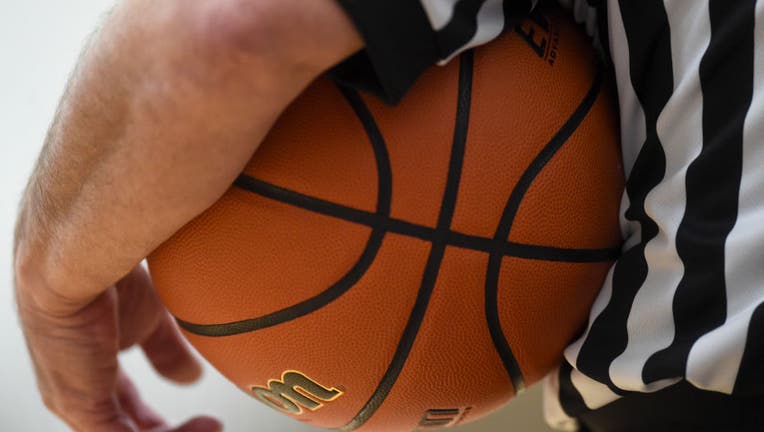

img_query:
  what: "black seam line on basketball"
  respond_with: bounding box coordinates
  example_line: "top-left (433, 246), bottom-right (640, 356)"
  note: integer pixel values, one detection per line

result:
top-left (485, 65), bottom-right (604, 395)
top-left (339, 49), bottom-right (474, 432)
top-left (233, 175), bottom-right (620, 262)
top-left (176, 85), bottom-right (393, 339)
top-left (175, 228), bottom-right (383, 337)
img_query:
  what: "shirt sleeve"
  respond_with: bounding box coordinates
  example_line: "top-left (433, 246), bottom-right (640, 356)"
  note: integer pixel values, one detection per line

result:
top-left (331, 0), bottom-right (537, 104)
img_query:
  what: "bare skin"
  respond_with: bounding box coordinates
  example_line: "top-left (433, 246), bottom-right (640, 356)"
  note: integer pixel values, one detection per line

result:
top-left (13, 0), bottom-right (362, 430)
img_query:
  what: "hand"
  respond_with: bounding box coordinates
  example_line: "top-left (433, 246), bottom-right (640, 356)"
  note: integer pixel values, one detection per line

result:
top-left (17, 265), bottom-right (218, 432)
top-left (13, 0), bottom-right (362, 430)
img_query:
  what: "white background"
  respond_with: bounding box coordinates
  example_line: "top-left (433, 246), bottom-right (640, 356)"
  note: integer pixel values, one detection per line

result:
top-left (0, 1), bottom-right (552, 431)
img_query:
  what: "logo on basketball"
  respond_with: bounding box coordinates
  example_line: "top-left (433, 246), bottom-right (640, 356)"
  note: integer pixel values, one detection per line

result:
top-left (251, 371), bottom-right (343, 415)
top-left (416, 407), bottom-right (473, 430)
top-left (515, 10), bottom-right (561, 66)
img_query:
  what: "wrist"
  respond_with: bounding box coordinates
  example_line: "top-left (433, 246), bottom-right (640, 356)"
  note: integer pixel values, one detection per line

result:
top-left (14, 231), bottom-right (95, 318)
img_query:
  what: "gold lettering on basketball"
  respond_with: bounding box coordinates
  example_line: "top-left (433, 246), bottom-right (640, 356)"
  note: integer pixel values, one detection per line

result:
top-left (416, 406), bottom-right (473, 430)
top-left (251, 371), bottom-right (343, 415)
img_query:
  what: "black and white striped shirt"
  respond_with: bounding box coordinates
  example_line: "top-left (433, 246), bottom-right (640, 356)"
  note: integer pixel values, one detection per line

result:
top-left (333, 0), bottom-right (763, 430)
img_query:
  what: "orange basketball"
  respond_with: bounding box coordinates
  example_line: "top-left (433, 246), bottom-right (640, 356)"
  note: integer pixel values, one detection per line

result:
top-left (148, 7), bottom-right (623, 431)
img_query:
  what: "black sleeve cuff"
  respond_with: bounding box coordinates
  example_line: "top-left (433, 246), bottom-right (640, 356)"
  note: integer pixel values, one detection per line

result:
top-left (331, 0), bottom-right (441, 105)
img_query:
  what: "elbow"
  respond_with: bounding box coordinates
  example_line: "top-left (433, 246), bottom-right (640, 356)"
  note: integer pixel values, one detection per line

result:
top-left (160, 0), bottom-right (361, 82)
top-left (167, 0), bottom-right (322, 83)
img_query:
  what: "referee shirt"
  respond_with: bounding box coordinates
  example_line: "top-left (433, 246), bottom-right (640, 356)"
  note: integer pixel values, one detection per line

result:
top-left (332, 0), bottom-right (764, 430)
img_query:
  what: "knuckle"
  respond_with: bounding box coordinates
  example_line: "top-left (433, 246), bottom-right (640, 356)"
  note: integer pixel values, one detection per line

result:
top-left (58, 396), bottom-right (119, 425)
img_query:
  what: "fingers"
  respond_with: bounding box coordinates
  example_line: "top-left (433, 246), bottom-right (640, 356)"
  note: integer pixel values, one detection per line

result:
top-left (141, 311), bottom-right (203, 384)
top-left (17, 286), bottom-right (128, 431)
top-left (117, 369), bottom-right (223, 432)
top-left (117, 369), bottom-right (222, 432)
top-left (116, 266), bottom-right (163, 350)
top-left (114, 266), bottom-right (202, 384)
top-left (116, 370), bottom-right (167, 430)
top-left (158, 417), bottom-right (223, 432)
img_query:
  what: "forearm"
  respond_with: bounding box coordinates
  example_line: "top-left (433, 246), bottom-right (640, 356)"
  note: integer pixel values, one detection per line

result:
top-left (14, 0), bottom-right (362, 312)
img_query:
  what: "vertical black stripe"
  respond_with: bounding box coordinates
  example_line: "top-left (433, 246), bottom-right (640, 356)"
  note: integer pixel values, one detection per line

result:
top-left (573, 0), bottom-right (671, 393)
top-left (594, 0), bottom-right (611, 60)
top-left (436, 0), bottom-right (487, 56)
top-left (734, 301), bottom-right (764, 394)
top-left (558, 361), bottom-right (591, 418)
top-left (503, 0), bottom-right (535, 30)
top-left (339, 52), bottom-right (474, 432)
top-left (333, 0), bottom-right (442, 104)
top-left (643, 0), bottom-right (754, 383)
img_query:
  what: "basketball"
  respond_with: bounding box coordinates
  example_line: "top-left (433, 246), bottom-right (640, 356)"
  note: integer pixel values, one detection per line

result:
top-left (148, 6), bottom-right (623, 431)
